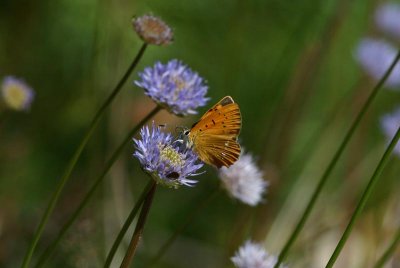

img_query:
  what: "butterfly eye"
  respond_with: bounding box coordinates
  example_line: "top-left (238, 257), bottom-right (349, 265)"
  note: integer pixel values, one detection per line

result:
top-left (184, 130), bottom-right (190, 135)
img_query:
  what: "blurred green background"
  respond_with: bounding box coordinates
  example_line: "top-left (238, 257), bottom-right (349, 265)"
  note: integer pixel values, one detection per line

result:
top-left (1, 0), bottom-right (400, 267)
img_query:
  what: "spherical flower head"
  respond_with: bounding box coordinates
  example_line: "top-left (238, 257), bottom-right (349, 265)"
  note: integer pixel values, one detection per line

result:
top-left (380, 107), bottom-right (400, 156)
top-left (231, 240), bottom-right (287, 268)
top-left (133, 122), bottom-right (204, 188)
top-left (375, 2), bottom-right (400, 40)
top-left (1, 76), bottom-right (34, 111)
top-left (133, 14), bottom-right (173, 46)
top-left (134, 59), bottom-right (209, 116)
top-left (218, 152), bottom-right (268, 206)
top-left (354, 38), bottom-right (400, 89)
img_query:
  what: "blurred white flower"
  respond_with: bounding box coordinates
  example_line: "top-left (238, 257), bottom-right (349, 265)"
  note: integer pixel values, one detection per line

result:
top-left (375, 2), bottom-right (400, 40)
top-left (218, 152), bottom-right (268, 206)
top-left (354, 38), bottom-right (400, 89)
top-left (380, 107), bottom-right (400, 156)
top-left (231, 240), bottom-right (286, 268)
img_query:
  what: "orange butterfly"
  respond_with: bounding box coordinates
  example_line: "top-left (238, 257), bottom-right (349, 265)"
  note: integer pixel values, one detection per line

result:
top-left (183, 96), bottom-right (241, 168)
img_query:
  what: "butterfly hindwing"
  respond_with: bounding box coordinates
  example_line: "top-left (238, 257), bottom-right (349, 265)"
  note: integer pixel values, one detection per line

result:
top-left (194, 134), bottom-right (241, 168)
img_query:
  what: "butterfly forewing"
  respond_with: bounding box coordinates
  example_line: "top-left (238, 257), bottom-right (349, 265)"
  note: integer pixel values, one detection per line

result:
top-left (188, 96), bottom-right (242, 168)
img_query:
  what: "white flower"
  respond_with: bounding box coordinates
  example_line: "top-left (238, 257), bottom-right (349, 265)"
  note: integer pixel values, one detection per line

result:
top-left (354, 38), bottom-right (400, 89)
top-left (218, 152), bottom-right (267, 206)
top-left (380, 107), bottom-right (400, 156)
top-left (231, 240), bottom-right (286, 268)
top-left (375, 2), bottom-right (400, 40)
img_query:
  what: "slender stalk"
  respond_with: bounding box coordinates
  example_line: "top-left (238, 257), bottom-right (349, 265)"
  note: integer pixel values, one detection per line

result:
top-left (120, 182), bottom-right (157, 268)
top-left (21, 43), bottom-right (148, 268)
top-left (34, 106), bottom-right (161, 268)
top-left (104, 179), bottom-right (155, 268)
top-left (149, 189), bottom-right (220, 267)
top-left (274, 50), bottom-right (400, 268)
top-left (326, 126), bottom-right (400, 267)
top-left (374, 228), bottom-right (400, 268)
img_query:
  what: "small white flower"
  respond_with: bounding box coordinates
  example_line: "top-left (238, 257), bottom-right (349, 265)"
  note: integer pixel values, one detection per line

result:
top-left (375, 2), bottom-right (400, 40)
top-left (218, 152), bottom-right (267, 206)
top-left (380, 107), bottom-right (400, 156)
top-left (354, 38), bottom-right (400, 89)
top-left (231, 240), bottom-right (286, 268)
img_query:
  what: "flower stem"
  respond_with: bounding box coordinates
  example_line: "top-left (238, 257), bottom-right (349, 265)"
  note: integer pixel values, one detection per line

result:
top-left (373, 227), bottom-right (400, 268)
top-left (274, 49), bottom-right (400, 268)
top-left (103, 179), bottom-right (155, 268)
top-left (33, 106), bottom-right (161, 268)
top-left (120, 182), bottom-right (157, 268)
top-left (149, 189), bottom-right (220, 267)
top-left (21, 43), bottom-right (148, 268)
top-left (325, 125), bottom-right (400, 267)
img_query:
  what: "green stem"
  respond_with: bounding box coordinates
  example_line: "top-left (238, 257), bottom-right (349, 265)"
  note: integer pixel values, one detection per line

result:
top-left (120, 182), bottom-right (157, 268)
top-left (33, 106), bottom-right (161, 268)
top-left (374, 228), bottom-right (400, 268)
top-left (149, 189), bottom-right (220, 267)
top-left (326, 126), bottom-right (400, 267)
top-left (21, 43), bottom-right (148, 268)
top-left (274, 50), bottom-right (400, 268)
top-left (103, 179), bottom-right (155, 268)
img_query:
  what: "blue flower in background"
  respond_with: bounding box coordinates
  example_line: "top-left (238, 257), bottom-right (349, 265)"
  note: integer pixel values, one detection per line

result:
top-left (133, 123), bottom-right (204, 188)
top-left (1, 76), bottom-right (35, 111)
top-left (135, 59), bottom-right (209, 116)
top-left (380, 107), bottom-right (400, 156)
top-left (375, 2), bottom-right (400, 40)
top-left (354, 38), bottom-right (400, 89)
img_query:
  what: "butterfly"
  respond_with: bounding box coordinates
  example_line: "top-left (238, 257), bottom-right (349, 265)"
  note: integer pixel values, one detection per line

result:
top-left (182, 96), bottom-right (241, 168)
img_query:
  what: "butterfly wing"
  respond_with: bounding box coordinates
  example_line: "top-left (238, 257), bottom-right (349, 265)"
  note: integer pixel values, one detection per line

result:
top-left (194, 134), bottom-right (241, 168)
top-left (189, 96), bottom-right (241, 168)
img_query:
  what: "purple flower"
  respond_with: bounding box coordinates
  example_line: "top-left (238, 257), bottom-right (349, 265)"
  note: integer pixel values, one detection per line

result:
top-left (354, 38), bottom-right (400, 89)
top-left (380, 107), bottom-right (400, 156)
top-left (1, 76), bottom-right (34, 111)
top-left (375, 2), bottom-right (400, 40)
top-left (135, 60), bottom-right (209, 116)
top-left (133, 122), bottom-right (204, 188)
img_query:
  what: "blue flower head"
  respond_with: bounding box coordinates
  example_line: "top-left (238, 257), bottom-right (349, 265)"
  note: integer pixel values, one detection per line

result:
top-left (1, 76), bottom-right (35, 111)
top-left (355, 38), bottom-right (400, 89)
top-left (133, 122), bottom-right (204, 188)
top-left (134, 60), bottom-right (209, 116)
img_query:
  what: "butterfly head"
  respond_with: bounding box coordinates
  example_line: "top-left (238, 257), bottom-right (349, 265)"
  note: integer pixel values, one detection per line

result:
top-left (174, 126), bottom-right (193, 148)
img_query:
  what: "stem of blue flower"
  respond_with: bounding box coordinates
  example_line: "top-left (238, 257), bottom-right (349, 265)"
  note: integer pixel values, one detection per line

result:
top-left (273, 49), bottom-right (400, 268)
top-left (21, 43), bottom-right (148, 268)
top-left (373, 227), bottom-right (400, 268)
top-left (325, 125), bottom-right (400, 267)
top-left (120, 182), bottom-right (157, 268)
top-left (33, 105), bottom-right (161, 268)
top-left (149, 188), bottom-right (220, 267)
top-left (103, 179), bottom-right (155, 268)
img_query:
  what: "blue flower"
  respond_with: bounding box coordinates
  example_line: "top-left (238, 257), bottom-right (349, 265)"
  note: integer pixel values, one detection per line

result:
top-left (380, 107), bottom-right (400, 156)
top-left (133, 122), bottom-right (204, 188)
top-left (1, 76), bottom-right (35, 111)
top-left (375, 2), bottom-right (400, 41)
top-left (354, 38), bottom-right (400, 89)
top-left (134, 60), bottom-right (209, 116)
